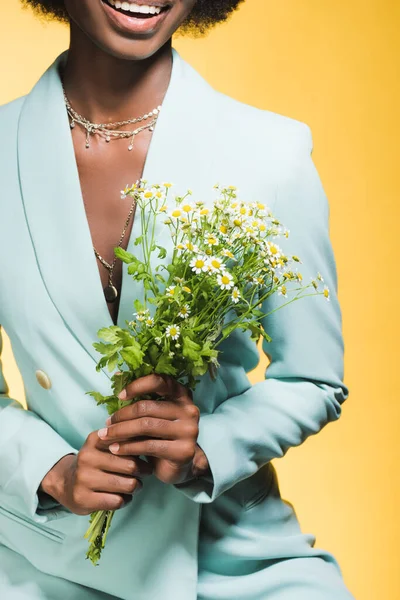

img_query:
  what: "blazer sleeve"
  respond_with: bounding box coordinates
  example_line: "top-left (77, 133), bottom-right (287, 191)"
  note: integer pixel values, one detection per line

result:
top-left (174, 124), bottom-right (349, 503)
top-left (0, 326), bottom-right (78, 523)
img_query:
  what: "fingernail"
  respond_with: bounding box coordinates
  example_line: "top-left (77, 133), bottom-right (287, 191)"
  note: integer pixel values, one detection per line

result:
top-left (98, 428), bottom-right (108, 439)
top-left (109, 443), bottom-right (120, 453)
top-left (105, 416), bottom-right (112, 426)
top-left (118, 389), bottom-right (127, 400)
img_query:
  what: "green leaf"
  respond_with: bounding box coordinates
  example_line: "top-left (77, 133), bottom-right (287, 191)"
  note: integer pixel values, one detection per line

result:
top-left (93, 341), bottom-right (118, 356)
top-left (114, 247), bottom-right (136, 264)
top-left (97, 326), bottom-right (121, 344)
top-left (85, 391), bottom-right (115, 406)
top-left (116, 328), bottom-right (136, 346)
top-left (134, 299), bottom-right (144, 313)
top-left (134, 235), bottom-right (143, 246)
top-left (182, 337), bottom-right (202, 361)
top-left (107, 353), bottom-right (120, 372)
top-left (120, 343), bottom-right (145, 370)
top-left (128, 262), bottom-right (139, 276)
top-left (155, 354), bottom-right (178, 376)
top-left (148, 344), bottom-right (160, 366)
top-left (106, 398), bottom-right (120, 415)
top-left (156, 245), bottom-right (167, 259)
top-left (155, 273), bottom-right (166, 284)
top-left (85, 390), bottom-right (108, 404)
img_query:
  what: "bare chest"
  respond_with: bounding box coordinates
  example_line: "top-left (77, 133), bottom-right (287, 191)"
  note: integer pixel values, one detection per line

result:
top-left (73, 133), bottom-right (152, 325)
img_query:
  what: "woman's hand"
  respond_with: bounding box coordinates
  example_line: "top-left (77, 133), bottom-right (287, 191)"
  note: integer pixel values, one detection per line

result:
top-left (97, 374), bottom-right (211, 486)
top-left (40, 431), bottom-right (153, 516)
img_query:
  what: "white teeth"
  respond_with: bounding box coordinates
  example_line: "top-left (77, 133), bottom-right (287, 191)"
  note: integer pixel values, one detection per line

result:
top-left (109, 1), bottom-right (163, 15)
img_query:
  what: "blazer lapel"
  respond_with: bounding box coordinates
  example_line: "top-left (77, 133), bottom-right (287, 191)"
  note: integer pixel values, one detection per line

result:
top-left (17, 47), bottom-right (217, 377)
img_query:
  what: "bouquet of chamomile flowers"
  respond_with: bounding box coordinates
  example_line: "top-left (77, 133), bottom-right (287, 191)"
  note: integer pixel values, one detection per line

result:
top-left (84, 180), bottom-right (330, 565)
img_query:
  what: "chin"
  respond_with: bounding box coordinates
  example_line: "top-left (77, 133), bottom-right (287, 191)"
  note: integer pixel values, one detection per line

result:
top-left (68, 0), bottom-right (189, 61)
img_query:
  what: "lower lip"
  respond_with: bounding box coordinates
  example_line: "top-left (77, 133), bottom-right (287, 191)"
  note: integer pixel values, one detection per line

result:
top-left (101, 1), bottom-right (170, 34)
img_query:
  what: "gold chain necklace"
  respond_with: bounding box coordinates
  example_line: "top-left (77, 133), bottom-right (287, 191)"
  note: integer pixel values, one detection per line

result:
top-left (92, 195), bottom-right (137, 304)
top-left (62, 85), bottom-right (162, 151)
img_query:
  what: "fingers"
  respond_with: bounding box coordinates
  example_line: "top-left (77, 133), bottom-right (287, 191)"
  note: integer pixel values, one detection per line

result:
top-left (108, 398), bottom-right (200, 426)
top-left (109, 399), bottom-right (179, 425)
top-left (87, 449), bottom-right (153, 478)
top-left (118, 374), bottom-right (193, 406)
top-left (80, 469), bottom-right (143, 495)
top-left (82, 492), bottom-right (128, 513)
top-left (106, 438), bottom-right (197, 465)
top-left (97, 417), bottom-right (198, 445)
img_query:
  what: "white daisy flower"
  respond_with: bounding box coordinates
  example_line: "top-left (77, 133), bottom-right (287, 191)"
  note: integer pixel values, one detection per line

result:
top-left (323, 286), bottom-right (330, 301)
top-left (184, 241), bottom-right (199, 253)
top-left (166, 324), bottom-right (180, 340)
top-left (206, 236), bottom-right (218, 247)
top-left (221, 249), bottom-right (236, 260)
top-left (132, 309), bottom-right (150, 322)
top-left (207, 257), bottom-right (224, 273)
top-left (166, 285), bottom-right (176, 297)
top-left (217, 271), bottom-right (234, 290)
top-left (145, 317), bottom-right (154, 327)
top-left (169, 208), bottom-right (183, 219)
top-left (178, 304), bottom-right (191, 319)
top-left (277, 285), bottom-right (288, 298)
top-left (265, 241), bottom-right (282, 259)
top-left (231, 287), bottom-right (241, 303)
top-left (155, 337), bottom-right (162, 345)
top-left (190, 255), bottom-right (209, 274)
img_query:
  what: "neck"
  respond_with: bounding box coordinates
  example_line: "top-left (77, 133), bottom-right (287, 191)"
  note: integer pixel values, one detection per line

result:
top-left (62, 24), bottom-right (173, 123)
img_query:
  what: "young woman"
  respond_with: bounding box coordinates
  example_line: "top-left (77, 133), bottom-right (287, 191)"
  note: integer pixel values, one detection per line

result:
top-left (0, 1), bottom-right (355, 598)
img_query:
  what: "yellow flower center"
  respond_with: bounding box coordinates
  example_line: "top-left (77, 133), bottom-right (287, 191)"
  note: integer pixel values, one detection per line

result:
top-left (221, 275), bottom-right (230, 285)
top-left (172, 209), bottom-right (182, 217)
top-left (257, 203), bottom-right (265, 210)
top-left (182, 204), bottom-right (192, 213)
top-left (195, 260), bottom-right (205, 269)
top-left (233, 219), bottom-right (242, 227)
top-left (169, 327), bottom-right (177, 337)
top-left (219, 225), bottom-right (228, 234)
top-left (183, 286), bottom-right (191, 293)
top-left (259, 224), bottom-right (266, 231)
top-left (240, 207), bottom-right (247, 215)
top-left (324, 288), bottom-right (329, 298)
top-left (211, 259), bottom-right (221, 269)
top-left (200, 208), bottom-right (209, 215)
top-left (208, 237), bottom-right (217, 245)
top-left (186, 242), bottom-right (195, 250)
top-left (159, 205), bottom-right (168, 212)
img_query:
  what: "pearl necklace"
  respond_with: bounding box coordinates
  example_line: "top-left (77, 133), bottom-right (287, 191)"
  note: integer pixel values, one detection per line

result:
top-left (62, 86), bottom-right (162, 152)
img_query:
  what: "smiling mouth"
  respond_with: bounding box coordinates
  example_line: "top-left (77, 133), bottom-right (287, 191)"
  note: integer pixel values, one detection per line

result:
top-left (102, 1), bottom-right (171, 18)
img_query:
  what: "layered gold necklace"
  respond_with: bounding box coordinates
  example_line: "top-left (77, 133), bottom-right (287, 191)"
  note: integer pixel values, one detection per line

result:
top-left (63, 87), bottom-right (162, 304)
top-left (62, 85), bottom-right (162, 152)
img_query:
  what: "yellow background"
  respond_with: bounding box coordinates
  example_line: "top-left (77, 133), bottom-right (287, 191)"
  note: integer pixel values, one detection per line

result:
top-left (1, 1), bottom-right (399, 599)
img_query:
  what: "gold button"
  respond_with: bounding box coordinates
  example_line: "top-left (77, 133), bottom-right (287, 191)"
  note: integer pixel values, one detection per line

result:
top-left (35, 370), bottom-right (52, 390)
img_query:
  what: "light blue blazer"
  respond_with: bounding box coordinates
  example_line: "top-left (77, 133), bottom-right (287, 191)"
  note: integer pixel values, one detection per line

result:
top-left (0, 48), bottom-right (353, 599)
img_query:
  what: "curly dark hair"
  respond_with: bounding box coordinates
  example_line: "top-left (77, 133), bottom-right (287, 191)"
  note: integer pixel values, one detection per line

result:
top-left (21, 0), bottom-right (244, 34)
